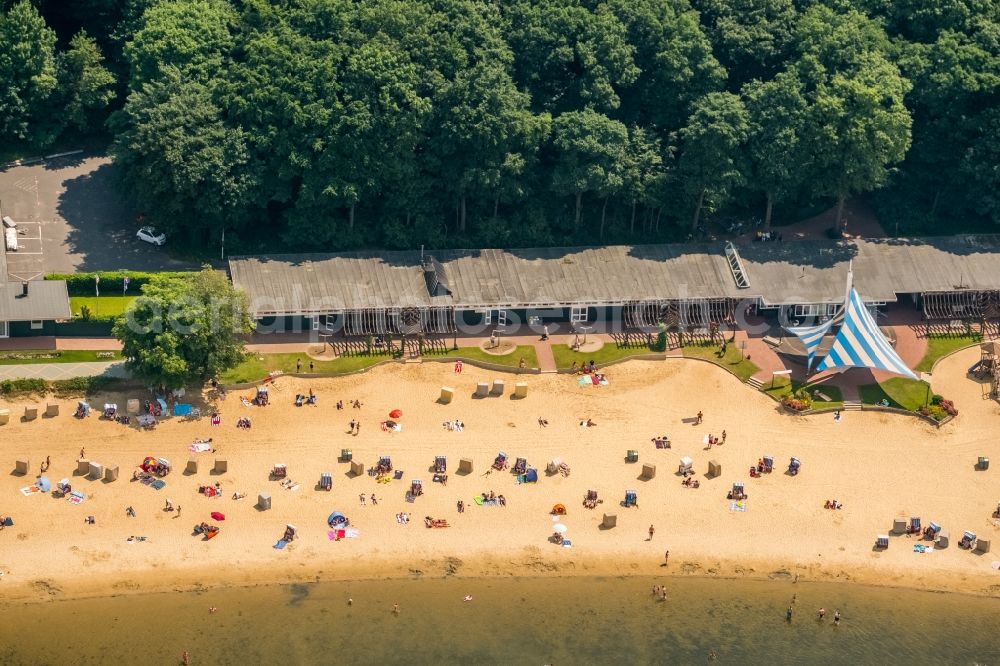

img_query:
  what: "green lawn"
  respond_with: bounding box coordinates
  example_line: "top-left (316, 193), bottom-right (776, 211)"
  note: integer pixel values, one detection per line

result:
top-left (915, 333), bottom-right (982, 372)
top-left (859, 378), bottom-right (932, 411)
top-left (762, 378), bottom-right (843, 408)
top-left (0, 349), bottom-right (122, 365)
top-left (70, 296), bottom-right (137, 319)
top-left (428, 345), bottom-right (539, 369)
top-left (219, 351), bottom-right (396, 384)
top-left (682, 343), bottom-right (760, 382)
top-left (550, 343), bottom-right (660, 370)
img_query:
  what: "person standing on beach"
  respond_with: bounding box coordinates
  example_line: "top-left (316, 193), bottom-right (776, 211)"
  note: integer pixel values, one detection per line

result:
top-left (818, 608), bottom-right (826, 620)
top-left (370, 493), bottom-right (377, 505)
top-left (786, 606), bottom-right (793, 621)
top-left (834, 610), bottom-right (841, 625)
top-left (296, 359), bottom-right (302, 372)
top-left (664, 550), bottom-right (669, 566)
top-left (648, 525), bottom-right (655, 541)
top-left (182, 650), bottom-right (190, 665)
top-left (696, 411), bottom-right (703, 424)
top-left (359, 493), bottom-right (366, 506)
top-left (721, 430), bottom-right (726, 444)
top-left (80, 447), bottom-right (86, 460)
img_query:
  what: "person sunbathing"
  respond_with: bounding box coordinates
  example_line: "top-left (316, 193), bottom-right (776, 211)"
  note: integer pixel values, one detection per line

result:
top-left (232, 491), bottom-right (247, 500)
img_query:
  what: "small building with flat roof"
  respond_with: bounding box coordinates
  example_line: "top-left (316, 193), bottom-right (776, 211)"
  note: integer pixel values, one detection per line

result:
top-left (0, 242), bottom-right (71, 338)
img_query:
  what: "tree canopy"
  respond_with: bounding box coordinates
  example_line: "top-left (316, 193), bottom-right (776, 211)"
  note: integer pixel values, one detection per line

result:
top-left (113, 268), bottom-right (253, 387)
top-left (6, 0), bottom-right (1000, 247)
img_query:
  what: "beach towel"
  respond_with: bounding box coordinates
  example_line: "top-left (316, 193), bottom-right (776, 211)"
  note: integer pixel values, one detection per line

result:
top-left (577, 376), bottom-right (591, 387)
top-left (286, 483), bottom-right (300, 492)
top-left (515, 474), bottom-right (527, 484)
top-left (189, 442), bottom-right (211, 453)
top-left (913, 544), bottom-right (934, 553)
top-left (151, 480), bottom-right (166, 490)
top-left (2, 517), bottom-right (12, 526)
top-left (241, 397), bottom-right (251, 407)
top-left (406, 494), bottom-right (415, 503)
top-left (562, 540), bottom-right (572, 548)
top-left (473, 496), bottom-right (486, 505)
top-left (69, 491), bottom-right (85, 505)
top-left (273, 540), bottom-right (288, 549)
top-left (19, 486), bottom-right (40, 496)
top-left (655, 440), bottom-right (669, 449)
top-left (345, 528), bottom-right (359, 538)
top-left (729, 500), bottom-right (747, 512)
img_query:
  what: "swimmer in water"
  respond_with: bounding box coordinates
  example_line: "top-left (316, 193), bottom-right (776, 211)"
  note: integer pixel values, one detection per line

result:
top-left (348, 598), bottom-right (353, 606)
top-left (393, 603), bottom-right (400, 614)
top-left (464, 595), bottom-right (473, 602)
top-left (209, 607), bottom-right (217, 613)
top-left (818, 607), bottom-right (826, 620)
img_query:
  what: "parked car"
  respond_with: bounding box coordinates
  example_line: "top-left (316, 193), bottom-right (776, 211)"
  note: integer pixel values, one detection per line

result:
top-left (136, 226), bottom-right (166, 246)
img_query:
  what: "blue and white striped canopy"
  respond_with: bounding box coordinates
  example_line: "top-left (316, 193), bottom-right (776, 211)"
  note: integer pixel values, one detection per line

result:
top-left (814, 289), bottom-right (917, 379)
top-left (786, 309), bottom-right (843, 371)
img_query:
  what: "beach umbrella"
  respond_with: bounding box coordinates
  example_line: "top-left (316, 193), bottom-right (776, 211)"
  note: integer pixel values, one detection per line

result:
top-left (389, 409), bottom-right (403, 419)
top-left (211, 512), bottom-right (226, 521)
top-left (37, 476), bottom-right (52, 492)
top-left (553, 523), bottom-right (568, 534)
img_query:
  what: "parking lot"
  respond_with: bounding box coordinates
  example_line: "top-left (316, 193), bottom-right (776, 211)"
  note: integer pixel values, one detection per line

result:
top-left (0, 154), bottom-right (197, 280)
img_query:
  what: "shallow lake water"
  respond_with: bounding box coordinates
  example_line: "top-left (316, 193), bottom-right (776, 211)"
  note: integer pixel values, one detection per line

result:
top-left (1, 575), bottom-right (998, 665)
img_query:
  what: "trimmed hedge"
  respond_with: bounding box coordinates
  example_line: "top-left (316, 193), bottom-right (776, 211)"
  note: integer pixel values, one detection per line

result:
top-left (0, 376), bottom-right (118, 397)
top-left (0, 378), bottom-right (47, 396)
top-left (46, 271), bottom-right (195, 296)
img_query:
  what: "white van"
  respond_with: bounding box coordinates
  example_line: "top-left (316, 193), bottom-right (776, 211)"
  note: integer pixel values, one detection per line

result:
top-left (2, 216), bottom-right (15, 229)
top-left (4, 227), bottom-right (17, 251)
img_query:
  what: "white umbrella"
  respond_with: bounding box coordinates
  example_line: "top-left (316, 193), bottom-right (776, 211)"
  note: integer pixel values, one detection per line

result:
top-left (553, 523), bottom-right (568, 534)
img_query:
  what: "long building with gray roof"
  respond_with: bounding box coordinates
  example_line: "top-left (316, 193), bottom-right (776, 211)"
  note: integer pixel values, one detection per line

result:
top-left (229, 234), bottom-right (1000, 335)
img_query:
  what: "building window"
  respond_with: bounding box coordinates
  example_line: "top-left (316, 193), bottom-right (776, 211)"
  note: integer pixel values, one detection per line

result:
top-left (0, 321), bottom-right (7, 337)
top-left (793, 304), bottom-right (839, 318)
top-left (311, 316), bottom-right (320, 331)
top-left (30, 320), bottom-right (44, 330)
top-left (570, 307), bottom-right (588, 323)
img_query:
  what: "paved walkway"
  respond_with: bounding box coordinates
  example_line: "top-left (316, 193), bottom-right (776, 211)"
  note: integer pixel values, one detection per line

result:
top-left (533, 342), bottom-right (557, 373)
top-left (0, 360), bottom-right (125, 381)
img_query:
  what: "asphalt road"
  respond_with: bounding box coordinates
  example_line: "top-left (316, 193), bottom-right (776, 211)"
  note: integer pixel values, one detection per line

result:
top-left (0, 154), bottom-right (197, 279)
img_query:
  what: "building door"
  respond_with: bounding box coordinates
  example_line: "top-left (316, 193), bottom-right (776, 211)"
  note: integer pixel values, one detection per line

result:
top-left (483, 309), bottom-right (507, 328)
top-left (0, 321), bottom-right (7, 338)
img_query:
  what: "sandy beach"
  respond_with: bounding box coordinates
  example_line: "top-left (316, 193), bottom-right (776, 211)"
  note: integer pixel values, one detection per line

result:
top-left (1, 348), bottom-right (998, 605)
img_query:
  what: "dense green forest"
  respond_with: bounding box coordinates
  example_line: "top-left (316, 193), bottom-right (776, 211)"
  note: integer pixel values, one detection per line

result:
top-left (2, 0), bottom-right (998, 253)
